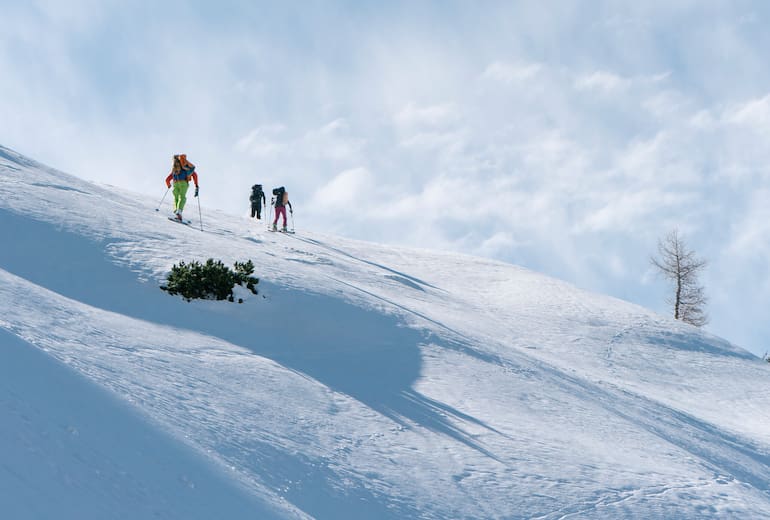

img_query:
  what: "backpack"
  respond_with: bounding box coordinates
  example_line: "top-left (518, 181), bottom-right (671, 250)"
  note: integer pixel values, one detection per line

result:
top-left (271, 186), bottom-right (283, 206)
top-left (250, 185), bottom-right (264, 204)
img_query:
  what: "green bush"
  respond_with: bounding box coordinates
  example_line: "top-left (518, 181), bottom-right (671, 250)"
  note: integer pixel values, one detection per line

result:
top-left (160, 259), bottom-right (259, 303)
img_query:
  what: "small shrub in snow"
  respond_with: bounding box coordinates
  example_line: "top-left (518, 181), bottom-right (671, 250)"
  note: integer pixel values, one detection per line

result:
top-left (160, 259), bottom-right (259, 303)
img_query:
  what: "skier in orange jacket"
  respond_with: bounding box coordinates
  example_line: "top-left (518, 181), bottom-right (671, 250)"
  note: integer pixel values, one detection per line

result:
top-left (165, 154), bottom-right (199, 221)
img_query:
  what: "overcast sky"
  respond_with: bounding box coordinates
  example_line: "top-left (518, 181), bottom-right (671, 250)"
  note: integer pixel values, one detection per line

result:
top-left (2, 0), bottom-right (769, 357)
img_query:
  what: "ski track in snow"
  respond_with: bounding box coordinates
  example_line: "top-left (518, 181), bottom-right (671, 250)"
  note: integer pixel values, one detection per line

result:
top-left (2, 147), bottom-right (770, 519)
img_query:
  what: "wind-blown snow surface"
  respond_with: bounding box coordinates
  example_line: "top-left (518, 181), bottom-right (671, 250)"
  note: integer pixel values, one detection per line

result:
top-left (1, 144), bottom-right (769, 519)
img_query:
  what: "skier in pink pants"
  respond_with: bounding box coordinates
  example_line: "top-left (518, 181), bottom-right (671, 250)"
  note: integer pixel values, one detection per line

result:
top-left (271, 186), bottom-right (293, 231)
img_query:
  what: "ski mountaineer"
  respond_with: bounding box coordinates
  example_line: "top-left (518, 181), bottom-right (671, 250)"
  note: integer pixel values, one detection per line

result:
top-left (164, 154), bottom-right (199, 222)
top-left (271, 186), bottom-right (292, 232)
top-left (249, 184), bottom-right (266, 220)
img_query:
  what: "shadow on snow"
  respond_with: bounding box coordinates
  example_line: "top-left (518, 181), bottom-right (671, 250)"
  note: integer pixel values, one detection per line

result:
top-left (0, 209), bottom-right (499, 519)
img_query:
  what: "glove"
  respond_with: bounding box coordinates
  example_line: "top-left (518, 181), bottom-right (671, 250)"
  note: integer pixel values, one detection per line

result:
top-left (166, 182), bottom-right (171, 188)
top-left (194, 187), bottom-right (199, 197)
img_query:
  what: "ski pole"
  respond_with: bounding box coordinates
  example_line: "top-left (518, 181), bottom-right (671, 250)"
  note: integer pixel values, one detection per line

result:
top-left (290, 208), bottom-right (295, 232)
top-left (196, 190), bottom-right (203, 231)
top-left (155, 187), bottom-right (170, 211)
top-left (268, 198), bottom-right (274, 230)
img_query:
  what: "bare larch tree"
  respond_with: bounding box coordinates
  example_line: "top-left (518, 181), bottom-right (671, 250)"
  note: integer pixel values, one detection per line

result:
top-left (650, 229), bottom-right (709, 327)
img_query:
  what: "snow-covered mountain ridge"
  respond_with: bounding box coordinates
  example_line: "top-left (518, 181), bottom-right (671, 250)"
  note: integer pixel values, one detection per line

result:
top-left (1, 144), bottom-right (769, 519)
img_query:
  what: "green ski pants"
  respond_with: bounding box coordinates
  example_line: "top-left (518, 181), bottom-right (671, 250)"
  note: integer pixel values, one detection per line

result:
top-left (173, 181), bottom-right (190, 212)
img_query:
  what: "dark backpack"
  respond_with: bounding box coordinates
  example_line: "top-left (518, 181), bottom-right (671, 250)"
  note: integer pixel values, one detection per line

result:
top-left (250, 185), bottom-right (264, 204)
top-left (271, 186), bottom-right (285, 207)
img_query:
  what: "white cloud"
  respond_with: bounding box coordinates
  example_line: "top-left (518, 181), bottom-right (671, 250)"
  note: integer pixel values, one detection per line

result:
top-left (574, 71), bottom-right (630, 92)
top-left (725, 93), bottom-right (770, 127)
top-left (725, 189), bottom-right (770, 262)
top-left (641, 90), bottom-right (692, 119)
top-left (576, 190), bottom-right (694, 234)
top-left (394, 103), bottom-right (460, 129)
top-left (481, 62), bottom-right (542, 84)
top-left (688, 109), bottom-right (718, 130)
top-left (302, 119), bottom-right (365, 163)
top-left (479, 231), bottom-right (517, 258)
top-left (235, 119), bottom-right (364, 172)
top-left (236, 125), bottom-right (287, 157)
top-left (393, 103), bottom-right (465, 152)
top-left (398, 130), bottom-right (466, 151)
top-left (320, 118), bottom-right (348, 134)
top-left (309, 167), bottom-right (374, 209)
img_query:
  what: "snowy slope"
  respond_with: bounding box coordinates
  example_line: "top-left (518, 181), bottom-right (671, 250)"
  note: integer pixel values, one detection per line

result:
top-left (1, 144), bottom-right (769, 519)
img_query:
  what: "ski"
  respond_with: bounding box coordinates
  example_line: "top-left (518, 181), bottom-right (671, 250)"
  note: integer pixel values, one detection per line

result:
top-left (268, 229), bottom-right (295, 234)
top-left (168, 216), bottom-right (192, 225)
